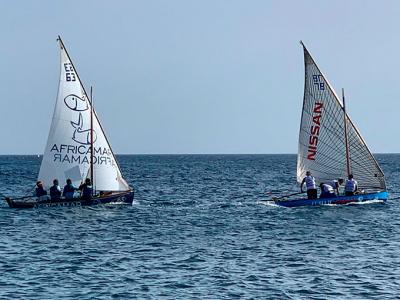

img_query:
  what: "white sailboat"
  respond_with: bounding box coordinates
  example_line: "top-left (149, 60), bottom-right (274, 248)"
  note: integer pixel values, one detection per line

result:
top-left (6, 36), bottom-right (134, 208)
top-left (272, 42), bottom-right (387, 207)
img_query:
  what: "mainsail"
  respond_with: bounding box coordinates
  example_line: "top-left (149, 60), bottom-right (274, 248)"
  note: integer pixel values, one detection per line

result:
top-left (297, 42), bottom-right (385, 190)
top-left (38, 37), bottom-right (130, 191)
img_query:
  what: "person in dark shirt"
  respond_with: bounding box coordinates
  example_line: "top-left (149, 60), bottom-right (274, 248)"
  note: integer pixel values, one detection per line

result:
top-left (79, 178), bottom-right (93, 200)
top-left (63, 178), bottom-right (78, 200)
top-left (50, 179), bottom-right (62, 201)
top-left (35, 181), bottom-right (47, 199)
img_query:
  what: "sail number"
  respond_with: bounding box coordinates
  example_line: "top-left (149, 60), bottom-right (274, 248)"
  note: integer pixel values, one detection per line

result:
top-left (64, 63), bottom-right (76, 82)
top-left (312, 75), bottom-right (325, 90)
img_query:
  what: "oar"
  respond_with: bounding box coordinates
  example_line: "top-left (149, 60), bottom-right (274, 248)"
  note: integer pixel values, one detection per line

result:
top-left (2, 183), bottom-right (40, 202)
top-left (3, 195), bottom-right (34, 201)
top-left (260, 191), bottom-right (305, 202)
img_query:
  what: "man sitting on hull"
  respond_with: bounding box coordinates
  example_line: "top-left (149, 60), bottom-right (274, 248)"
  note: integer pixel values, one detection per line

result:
top-left (35, 181), bottom-right (50, 201)
top-left (63, 179), bottom-right (78, 200)
top-left (79, 178), bottom-right (93, 201)
top-left (50, 179), bottom-right (62, 201)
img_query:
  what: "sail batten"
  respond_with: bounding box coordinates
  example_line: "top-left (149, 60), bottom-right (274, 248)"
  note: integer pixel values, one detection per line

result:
top-left (297, 43), bottom-right (385, 191)
top-left (38, 37), bottom-right (130, 191)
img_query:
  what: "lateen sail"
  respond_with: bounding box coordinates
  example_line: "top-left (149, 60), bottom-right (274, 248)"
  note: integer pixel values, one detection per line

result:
top-left (297, 42), bottom-right (385, 190)
top-left (38, 37), bottom-right (130, 191)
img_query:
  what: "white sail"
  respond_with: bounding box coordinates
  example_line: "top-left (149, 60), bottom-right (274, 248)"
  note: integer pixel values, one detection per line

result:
top-left (297, 42), bottom-right (385, 190)
top-left (38, 37), bottom-right (130, 192)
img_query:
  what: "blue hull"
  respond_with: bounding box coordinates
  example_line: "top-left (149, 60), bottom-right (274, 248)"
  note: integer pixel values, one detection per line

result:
top-left (6, 190), bottom-right (134, 209)
top-left (272, 191), bottom-right (388, 208)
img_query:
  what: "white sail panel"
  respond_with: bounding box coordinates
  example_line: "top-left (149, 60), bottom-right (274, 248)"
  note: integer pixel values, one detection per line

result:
top-left (297, 43), bottom-right (385, 190)
top-left (38, 39), bottom-right (130, 191)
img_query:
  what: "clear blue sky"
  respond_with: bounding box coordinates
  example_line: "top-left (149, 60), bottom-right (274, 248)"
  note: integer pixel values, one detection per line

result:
top-left (1, 0), bottom-right (399, 154)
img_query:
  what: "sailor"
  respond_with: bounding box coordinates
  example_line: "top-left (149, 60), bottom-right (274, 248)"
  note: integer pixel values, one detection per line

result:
top-left (35, 181), bottom-right (49, 200)
top-left (327, 178), bottom-right (344, 195)
top-left (63, 178), bottom-right (78, 200)
top-left (320, 183), bottom-right (336, 198)
top-left (301, 171), bottom-right (318, 199)
top-left (79, 178), bottom-right (93, 200)
top-left (50, 179), bottom-right (62, 201)
top-left (345, 174), bottom-right (358, 196)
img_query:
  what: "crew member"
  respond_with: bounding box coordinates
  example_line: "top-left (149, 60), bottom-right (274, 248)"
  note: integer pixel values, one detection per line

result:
top-left (345, 174), bottom-right (358, 196)
top-left (320, 182), bottom-right (336, 198)
top-left (301, 171), bottom-right (317, 199)
top-left (63, 179), bottom-right (78, 199)
top-left (327, 178), bottom-right (344, 195)
top-left (79, 178), bottom-right (93, 200)
top-left (35, 181), bottom-right (48, 200)
top-left (50, 179), bottom-right (62, 201)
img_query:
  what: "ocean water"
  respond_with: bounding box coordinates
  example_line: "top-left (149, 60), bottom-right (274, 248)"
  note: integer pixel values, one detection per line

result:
top-left (0, 154), bottom-right (399, 299)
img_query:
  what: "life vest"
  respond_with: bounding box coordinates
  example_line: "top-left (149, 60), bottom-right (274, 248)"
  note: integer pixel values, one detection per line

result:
top-left (304, 175), bottom-right (316, 190)
top-left (345, 179), bottom-right (357, 192)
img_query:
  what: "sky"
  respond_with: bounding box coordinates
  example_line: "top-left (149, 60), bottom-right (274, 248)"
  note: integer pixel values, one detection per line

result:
top-left (1, 0), bottom-right (399, 154)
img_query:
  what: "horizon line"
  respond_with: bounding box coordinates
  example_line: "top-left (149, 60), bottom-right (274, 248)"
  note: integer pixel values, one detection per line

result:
top-left (0, 152), bottom-right (399, 156)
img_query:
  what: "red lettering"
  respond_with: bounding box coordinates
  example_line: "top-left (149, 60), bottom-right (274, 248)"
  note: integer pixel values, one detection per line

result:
top-left (310, 125), bottom-right (320, 136)
top-left (307, 149), bottom-right (316, 160)
top-left (309, 136), bottom-right (318, 147)
top-left (313, 102), bottom-right (323, 113)
top-left (307, 102), bottom-right (323, 161)
top-left (313, 115), bottom-right (321, 125)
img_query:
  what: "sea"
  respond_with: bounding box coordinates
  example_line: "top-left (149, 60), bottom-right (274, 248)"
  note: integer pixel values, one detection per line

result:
top-left (0, 154), bottom-right (399, 299)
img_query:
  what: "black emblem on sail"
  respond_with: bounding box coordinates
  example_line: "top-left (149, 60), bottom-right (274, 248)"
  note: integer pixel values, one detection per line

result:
top-left (64, 94), bottom-right (89, 111)
top-left (64, 94), bottom-right (97, 145)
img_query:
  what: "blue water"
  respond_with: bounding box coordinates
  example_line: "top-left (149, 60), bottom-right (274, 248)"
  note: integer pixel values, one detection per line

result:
top-left (1, 154), bottom-right (400, 299)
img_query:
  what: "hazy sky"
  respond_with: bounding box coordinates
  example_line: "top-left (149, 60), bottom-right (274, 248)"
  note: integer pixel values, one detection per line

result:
top-left (1, 0), bottom-right (399, 154)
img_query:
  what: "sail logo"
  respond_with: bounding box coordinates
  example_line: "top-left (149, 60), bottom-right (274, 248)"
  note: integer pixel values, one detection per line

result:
top-left (50, 143), bottom-right (114, 166)
top-left (64, 94), bottom-right (97, 145)
top-left (64, 94), bottom-right (88, 111)
top-left (307, 102), bottom-right (323, 160)
top-left (313, 75), bottom-right (325, 90)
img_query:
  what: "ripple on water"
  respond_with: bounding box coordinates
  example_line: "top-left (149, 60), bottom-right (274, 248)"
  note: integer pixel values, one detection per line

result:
top-left (0, 155), bottom-right (400, 299)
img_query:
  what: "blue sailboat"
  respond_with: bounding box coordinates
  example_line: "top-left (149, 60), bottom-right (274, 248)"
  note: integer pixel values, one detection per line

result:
top-left (270, 42), bottom-right (387, 207)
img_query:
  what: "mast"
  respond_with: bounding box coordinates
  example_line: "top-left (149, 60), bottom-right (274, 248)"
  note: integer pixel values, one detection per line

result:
top-left (90, 86), bottom-right (94, 195)
top-left (342, 88), bottom-right (351, 177)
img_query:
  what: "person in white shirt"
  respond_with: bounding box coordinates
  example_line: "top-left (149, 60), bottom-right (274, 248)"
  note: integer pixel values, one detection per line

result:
top-left (301, 171), bottom-right (317, 199)
top-left (327, 178), bottom-right (344, 195)
top-left (345, 174), bottom-right (358, 196)
top-left (320, 183), bottom-right (335, 198)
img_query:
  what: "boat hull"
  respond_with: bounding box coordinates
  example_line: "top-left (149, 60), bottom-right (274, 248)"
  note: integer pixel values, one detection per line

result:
top-left (272, 191), bottom-right (388, 208)
top-left (5, 190), bottom-right (134, 209)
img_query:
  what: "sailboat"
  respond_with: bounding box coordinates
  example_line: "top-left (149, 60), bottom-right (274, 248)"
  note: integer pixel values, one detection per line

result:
top-left (6, 36), bottom-right (134, 208)
top-left (271, 42), bottom-right (388, 207)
